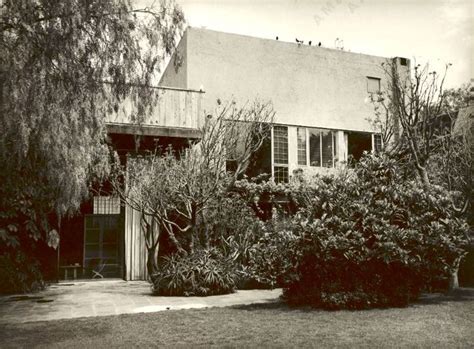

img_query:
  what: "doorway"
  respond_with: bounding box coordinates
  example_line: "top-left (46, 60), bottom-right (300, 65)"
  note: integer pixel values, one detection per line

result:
top-left (84, 214), bottom-right (123, 278)
top-left (347, 132), bottom-right (372, 162)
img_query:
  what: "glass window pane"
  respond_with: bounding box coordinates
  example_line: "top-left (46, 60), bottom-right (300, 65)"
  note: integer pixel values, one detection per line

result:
top-left (85, 229), bottom-right (100, 243)
top-left (103, 228), bottom-right (118, 244)
top-left (93, 196), bottom-right (121, 215)
top-left (321, 130), bottom-right (333, 168)
top-left (309, 129), bottom-right (321, 167)
top-left (103, 244), bottom-right (118, 260)
top-left (273, 126), bottom-right (288, 164)
top-left (84, 258), bottom-right (101, 269)
top-left (297, 128), bottom-right (307, 165)
top-left (274, 166), bottom-right (288, 183)
top-left (367, 77), bottom-right (380, 93)
top-left (374, 134), bottom-right (383, 153)
top-left (84, 244), bottom-right (100, 259)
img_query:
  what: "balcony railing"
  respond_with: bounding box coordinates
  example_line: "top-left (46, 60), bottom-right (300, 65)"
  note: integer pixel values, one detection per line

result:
top-left (105, 86), bottom-right (204, 138)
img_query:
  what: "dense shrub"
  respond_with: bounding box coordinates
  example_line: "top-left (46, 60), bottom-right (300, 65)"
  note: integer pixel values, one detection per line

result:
top-left (244, 218), bottom-right (300, 288)
top-left (248, 154), bottom-right (469, 309)
top-left (151, 193), bottom-right (270, 295)
top-left (151, 248), bottom-right (237, 296)
top-left (202, 193), bottom-right (271, 289)
top-left (0, 250), bottom-right (45, 294)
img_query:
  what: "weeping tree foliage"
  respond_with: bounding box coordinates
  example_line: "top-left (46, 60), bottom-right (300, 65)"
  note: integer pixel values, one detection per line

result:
top-left (111, 100), bottom-right (274, 276)
top-left (0, 0), bottom-right (185, 247)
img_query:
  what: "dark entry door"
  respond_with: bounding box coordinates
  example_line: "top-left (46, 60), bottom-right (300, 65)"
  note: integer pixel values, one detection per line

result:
top-left (84, 215), bottom-right (123, 278)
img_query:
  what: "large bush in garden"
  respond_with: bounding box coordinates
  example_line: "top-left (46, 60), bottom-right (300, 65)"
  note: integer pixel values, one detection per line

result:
top-left (248, 154), bottom-right (469, 309)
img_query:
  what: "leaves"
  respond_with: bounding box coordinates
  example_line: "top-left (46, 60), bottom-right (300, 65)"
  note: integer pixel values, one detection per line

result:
top-left (1, 0), bottom-right (185, 245)
top-left (152, 249), bottom-right (237, 296)
top-left (246, 154), bottom-right (470, 308)
top-left (111, 99), bottom-right (273, 261)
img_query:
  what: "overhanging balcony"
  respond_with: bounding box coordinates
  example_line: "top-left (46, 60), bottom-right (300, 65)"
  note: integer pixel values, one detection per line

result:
top-left (105, 86), bottom-right (204, 139)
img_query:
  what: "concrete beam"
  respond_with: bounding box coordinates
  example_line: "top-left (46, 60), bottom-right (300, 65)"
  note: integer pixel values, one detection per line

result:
top-left (106, 123), bottom-right (202, 139)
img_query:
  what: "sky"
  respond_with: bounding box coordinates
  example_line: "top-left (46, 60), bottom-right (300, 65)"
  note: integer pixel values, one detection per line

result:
top-left (139, 0), bottom-right (472, 88)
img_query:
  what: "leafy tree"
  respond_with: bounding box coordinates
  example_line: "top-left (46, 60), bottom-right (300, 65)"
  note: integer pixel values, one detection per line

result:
top-left (111, 100), bottom-right (274, 276)
top-left (0, 0), bottom-right (185, 248)
top-left (432, 84), bottom-right (472, 218)
top-left (371, 62), bottom-right (451, 188)
top-left (371, 63), bottom-right (472, 288)
top-left (442, 83), bottom-right (471, 114)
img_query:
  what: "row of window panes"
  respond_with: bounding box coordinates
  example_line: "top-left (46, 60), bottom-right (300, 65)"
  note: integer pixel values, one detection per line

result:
top-left (274, 166), bottom-right (289, 184)
top-left (273, 126), bottom-right (288, 164)
top-left (297, 128), bottom-right (306, 165)
top-left (93, 196), bottom-right (121, 215)
top-left (373, 134), bottom-right (383, 153)
top-left (273, 126), bottom-right (288, 183)
top-left (273, 126), bottom-right (382, 182)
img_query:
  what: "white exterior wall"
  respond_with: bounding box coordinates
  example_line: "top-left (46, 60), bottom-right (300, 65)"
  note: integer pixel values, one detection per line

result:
top-left (161, 28), bottom-right (391, 133)
top-left (160, 28), bottom-right (410, 181)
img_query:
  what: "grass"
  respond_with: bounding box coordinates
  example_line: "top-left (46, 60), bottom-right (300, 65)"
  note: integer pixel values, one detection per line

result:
top-left (1, 289), bottom-right (473, 348)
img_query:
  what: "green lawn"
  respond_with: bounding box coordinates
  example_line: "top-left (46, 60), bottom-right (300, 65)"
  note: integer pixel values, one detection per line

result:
top-left (1, 289), bottom-right (473, 348)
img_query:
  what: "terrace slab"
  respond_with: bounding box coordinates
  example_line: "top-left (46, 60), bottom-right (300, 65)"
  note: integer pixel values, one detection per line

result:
top-left (0, 280), bottom-right (281, 324)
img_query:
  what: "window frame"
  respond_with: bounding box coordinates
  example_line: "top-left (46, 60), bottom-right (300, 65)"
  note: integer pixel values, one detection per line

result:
top-left (93, 196), bottom-right (121, 215)
top-left (372, 133), bottom-right (383, 153)
top-left (307, 127), bottom-right (335, 168)
top-left (367, 76), bottom-right (381, 94)
top-left (297, 127), bottom-right (307, 166)
top-left (271, 125), bottom-right (289, 183)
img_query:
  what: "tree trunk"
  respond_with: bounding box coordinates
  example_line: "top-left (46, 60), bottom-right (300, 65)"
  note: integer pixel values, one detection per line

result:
top-left (189, 205), bottom-right (197, 253)
top-left (449, 257), bottom-right (461, 292)
top-left (202, 211), bottom-right (210, 250)
top-left (146, 245), bottom-right (159, 277)
top-left (417, 165), bottom-right (431, 190)
top-left (143, 216), bottom-right (160, 278)
top-left (189, 230), bottom-right (195, 254)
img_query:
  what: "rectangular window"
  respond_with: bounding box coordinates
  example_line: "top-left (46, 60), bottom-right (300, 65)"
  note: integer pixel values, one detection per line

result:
top-left (367, 77), bottom-right (381, 93)
top-left (297, 128), bottom-right (307, 165)
top-left (309, 129), bottom-right (321, 167)
top-left (273, 126), bottom-right (288, 164)
top-left (321, 130), bottom-right (333, 168)
top-left (309, 128), bottom-right (335, 168)
top-left (373, 134), bottom-right (383, 153)
top-left (273, 126), bottom-right (288, 183)
top-left (93, 196), bottom-right (121, 215)
top-left (274, 166), bottom-right (289, 184)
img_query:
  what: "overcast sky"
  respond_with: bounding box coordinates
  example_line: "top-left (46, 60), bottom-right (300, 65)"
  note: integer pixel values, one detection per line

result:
top-left (141, 0), bottom-right (472, 88)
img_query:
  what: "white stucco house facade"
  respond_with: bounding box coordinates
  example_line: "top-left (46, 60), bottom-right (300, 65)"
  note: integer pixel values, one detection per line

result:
top-left (159, 27), bottom-right (410, 182)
